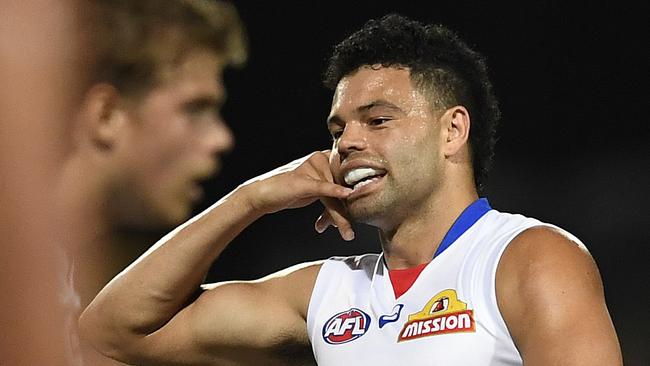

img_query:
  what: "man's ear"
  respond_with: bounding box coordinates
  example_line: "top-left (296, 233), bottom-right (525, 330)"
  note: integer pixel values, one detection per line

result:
top-left (76, 83), bottom-right (127, 150)
top-left (441, 106), bottom-right (471, 158)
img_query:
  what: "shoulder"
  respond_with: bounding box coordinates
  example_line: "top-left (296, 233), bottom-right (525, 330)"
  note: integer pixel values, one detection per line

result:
top-left (496, 225), bottom-right (600, 311)
top-left (495, 226), bottom-right (622, 364)
top-left (497, 225), bottom-right (597, 293)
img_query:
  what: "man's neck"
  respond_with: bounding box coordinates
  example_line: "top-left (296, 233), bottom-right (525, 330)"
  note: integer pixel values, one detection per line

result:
top-left (75, 219), bottom-right (163, 307)
top-left (379, 190), bottom-right (478, 270)
top-left (59, 157), bottom-right (162, 307)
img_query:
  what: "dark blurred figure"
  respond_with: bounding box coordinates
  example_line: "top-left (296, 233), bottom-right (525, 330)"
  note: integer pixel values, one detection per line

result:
top-left (0, 0), bottom-right (91, 365)
top-left (57, 1), bottom-right (247, 364)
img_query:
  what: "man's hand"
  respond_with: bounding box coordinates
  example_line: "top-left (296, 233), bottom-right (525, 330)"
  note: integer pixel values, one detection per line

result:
top-left (240, 151), bottom-right (355, 240)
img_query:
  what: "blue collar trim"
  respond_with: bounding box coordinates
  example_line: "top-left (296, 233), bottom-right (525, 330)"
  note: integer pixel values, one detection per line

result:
top-left (433, 198), bottom-right (491, 259)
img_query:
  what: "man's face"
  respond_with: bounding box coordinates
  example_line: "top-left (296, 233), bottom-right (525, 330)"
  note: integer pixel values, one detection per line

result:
top-left (328, 66), bottom-right (444, 228)
top-left (114, 49), bottom-right (233, 230)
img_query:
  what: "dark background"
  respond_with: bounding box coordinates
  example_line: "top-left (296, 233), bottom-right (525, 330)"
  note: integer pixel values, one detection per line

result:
top-left (198, 1), bottom-right (647, 363)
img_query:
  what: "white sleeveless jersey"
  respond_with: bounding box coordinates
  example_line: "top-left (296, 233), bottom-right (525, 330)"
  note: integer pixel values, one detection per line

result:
top-left (307, 203), bottom-right (579, 365)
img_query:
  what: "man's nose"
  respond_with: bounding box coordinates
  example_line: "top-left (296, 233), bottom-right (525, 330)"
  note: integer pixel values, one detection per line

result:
top-left (337, 122), bottom-right (368, 156)
top-left (204, 118), bottom-right (234, 154)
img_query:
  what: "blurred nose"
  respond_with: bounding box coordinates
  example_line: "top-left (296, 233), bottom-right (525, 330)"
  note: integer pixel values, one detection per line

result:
top-left (337, 121), bottom-right (367, 159)
top-left (204, 117), bottom-right (234, 155)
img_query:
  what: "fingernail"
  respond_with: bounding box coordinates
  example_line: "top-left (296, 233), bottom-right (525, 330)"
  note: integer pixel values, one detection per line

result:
top-left (314, 218), bottom-right (324, 233)
top-left (344, 229), bottom-right (355, 241)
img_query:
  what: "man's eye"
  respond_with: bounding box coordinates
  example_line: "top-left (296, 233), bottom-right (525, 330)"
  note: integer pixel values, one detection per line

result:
top-left (184, 99), bottom-right (221, 118)
top-left (369, 118), bottom-right (390, 126)
top-left (331, 130), bottom-right (343, 139)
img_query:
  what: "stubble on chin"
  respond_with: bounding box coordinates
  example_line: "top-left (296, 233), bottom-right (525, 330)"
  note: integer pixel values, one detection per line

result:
top-left (343, 194), bottom-right (390, 227)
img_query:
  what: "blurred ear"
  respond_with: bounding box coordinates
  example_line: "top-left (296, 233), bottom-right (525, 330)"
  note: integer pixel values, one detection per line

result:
top-left (75, 83), bottom-right (127, 150)
top-left (441, 106), bottom-right (470, 157)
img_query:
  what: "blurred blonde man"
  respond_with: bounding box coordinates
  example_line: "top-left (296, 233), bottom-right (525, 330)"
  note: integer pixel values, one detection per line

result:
top-left (59, 1), bottom-right (247, 364)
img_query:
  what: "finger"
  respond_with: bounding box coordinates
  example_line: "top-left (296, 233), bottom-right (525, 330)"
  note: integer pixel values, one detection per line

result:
top-left (321, 197), bottom-right (354, 241)
top-left (314, 211), bottom-right (330, 233)
top-left (331, 209), bottom-right (354, 241)
top-left (285, 180), bottom-right (350, 211)
top-left (319, 150), bottom-right (340, 183)
top-left (306, 152), bottom-right (334, 179)
top-left (315, 209), bottom-right (342, 234)
top-left (306, 179), bottom-right (352, 199)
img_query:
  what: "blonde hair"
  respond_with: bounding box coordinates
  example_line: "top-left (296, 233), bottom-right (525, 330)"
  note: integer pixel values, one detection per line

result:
top-left (90, 0), bottom-right (247, 96)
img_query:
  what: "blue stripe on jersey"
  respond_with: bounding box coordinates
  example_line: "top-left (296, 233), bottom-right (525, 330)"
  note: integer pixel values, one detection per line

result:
top-left (433, 198), bottom-right (492, 259)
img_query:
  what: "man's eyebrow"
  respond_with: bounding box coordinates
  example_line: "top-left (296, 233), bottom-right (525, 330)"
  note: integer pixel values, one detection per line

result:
top-left (357, 100), bottom-right (402, 113)
top-left (327, 100), bottom-right (403, 125)
top-left (184, 95), bottom-right (223, 109)
top-left (326, 114), bottom-right (343, 126)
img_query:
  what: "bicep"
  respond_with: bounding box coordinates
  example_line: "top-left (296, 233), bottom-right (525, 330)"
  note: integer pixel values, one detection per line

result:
top-left (497, 227), bottom-right (622, 366)
top-left (129, 263), bottom-right (321, 366)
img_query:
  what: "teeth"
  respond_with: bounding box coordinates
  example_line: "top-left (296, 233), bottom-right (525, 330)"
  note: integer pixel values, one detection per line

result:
top-left (344, 167), bottom-right (384, 186)
top-left (354, 178), bottom-right (377, 189)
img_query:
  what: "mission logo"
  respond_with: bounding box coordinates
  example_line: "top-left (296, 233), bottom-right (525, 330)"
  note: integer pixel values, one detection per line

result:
top-left (398, 289), bottom-right (475, 342)
top-left (322, 308), bottom-right (371, 345)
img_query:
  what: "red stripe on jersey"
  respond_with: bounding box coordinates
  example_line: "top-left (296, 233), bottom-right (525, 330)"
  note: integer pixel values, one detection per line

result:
top-left (388, 262), bottom-right (428, 299)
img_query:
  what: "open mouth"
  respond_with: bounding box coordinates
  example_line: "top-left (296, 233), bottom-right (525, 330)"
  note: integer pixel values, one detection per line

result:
top-left (188, 181), bottom-right (205, 202)
top-left (188, 173), bottom-right (214, 202)
top-left (344, 167), bottom-right (387, 191)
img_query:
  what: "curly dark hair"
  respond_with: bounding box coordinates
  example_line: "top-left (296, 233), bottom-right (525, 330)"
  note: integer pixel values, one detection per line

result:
top-left (324, 14), bottom-right (500, 192)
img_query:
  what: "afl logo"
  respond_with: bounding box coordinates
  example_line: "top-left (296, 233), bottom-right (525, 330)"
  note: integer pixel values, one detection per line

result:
top-left (322, 308), bottom-right (371, 345)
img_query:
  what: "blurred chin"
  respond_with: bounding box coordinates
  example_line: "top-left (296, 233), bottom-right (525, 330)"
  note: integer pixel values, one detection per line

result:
top-left (134, 200), bottom-right (192, 232)
top-left (160, 200), bottom-right (193, 226)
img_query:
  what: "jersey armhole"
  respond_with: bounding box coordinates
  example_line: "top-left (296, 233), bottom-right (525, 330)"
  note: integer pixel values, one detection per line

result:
top-left (306, 258), bottom-right (332, 342)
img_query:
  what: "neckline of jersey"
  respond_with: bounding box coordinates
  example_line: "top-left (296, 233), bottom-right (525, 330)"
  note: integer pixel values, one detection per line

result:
top-left (432, 197), bottom-right (492, 259)
top-left (382, 198), bottom-right (491, 299)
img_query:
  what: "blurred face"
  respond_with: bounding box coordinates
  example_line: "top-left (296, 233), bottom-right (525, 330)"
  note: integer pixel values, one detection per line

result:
top-left (328, 66), bottom-right (444, 229)
top-left (114, 49), bottom-right (233, 230)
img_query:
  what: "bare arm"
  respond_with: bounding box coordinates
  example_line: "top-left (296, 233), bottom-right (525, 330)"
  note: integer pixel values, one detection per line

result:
top-left (497, 226), bottom-right (623, 366)
top-left (79, 152), bottom-right (353, 365)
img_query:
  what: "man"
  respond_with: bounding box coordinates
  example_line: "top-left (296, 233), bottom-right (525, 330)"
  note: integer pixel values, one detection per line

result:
top-left (81, 14), bottom-right (622, 365)
top-left (61, 0), bottom-right (246, 364)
